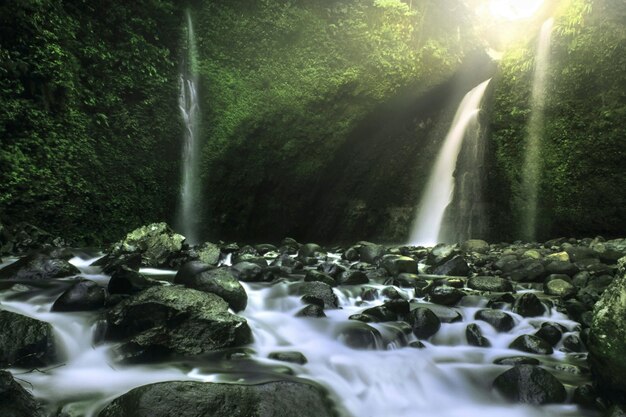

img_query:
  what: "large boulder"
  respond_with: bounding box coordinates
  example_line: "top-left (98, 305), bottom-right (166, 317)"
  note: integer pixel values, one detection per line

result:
top-left (108, 223), bottom-right (185, 268)
top-left (0, 310), bottom-right (56, 368)
top-left (493, 365), bottom-right (566, 404)
top-left (0, 252), bottom-right (79, 281)
top-left (104, 286), bottom-right (251, 362)
top-left (107, 267), bottom-right (161, 295)
top-left (52, 279), bottom-right (106, 311)
top-left (588, 257), bottom-right (626, 398)
top-left (176, 267), bottom-right (247, 312)
top-left (98, 380), bottom-right (336, 417)
top-left (289, 282), bottom-right (339, 309)
top-left (431, 255), bottom-right (470, 277)
top-left (461, 239), bottom-right (490, 254)
top-left (0, 371), bottom-right (43, 417)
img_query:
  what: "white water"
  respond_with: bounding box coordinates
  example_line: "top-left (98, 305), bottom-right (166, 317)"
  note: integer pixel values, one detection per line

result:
top-left (0, 255), bottom-right (594, 417)
top-left (409, 79), bottom-right (491, 246)
top-left (520, 18), bottom-right (554, 241)
top-left (176, 10), bottom-right (202, 244)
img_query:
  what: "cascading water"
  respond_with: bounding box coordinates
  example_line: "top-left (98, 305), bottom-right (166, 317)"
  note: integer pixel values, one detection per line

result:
top-left (519, 18), bottom-right (554, 242)
top-left (176, 10), bottom-right (201, 244)
top-left (409, 79), bottom-right (491, 246)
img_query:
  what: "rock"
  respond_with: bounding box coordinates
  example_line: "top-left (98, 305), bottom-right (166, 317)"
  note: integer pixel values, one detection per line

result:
top-left (466, 323), bottom-right (490, 347)
top-left (174, 261), bottom-right (214, 286)
top-left (0, 370), bottom-right (43, 417)
top-left (431, 255), bottom-right (470, 277)
top-left (562, 334), bottom-right (585, 352)
top-left (232, 262), bottom-right (266, 282)
top-left (296, 304), bottom-right (326, 318)
top-left (412, 303), bottom-right (463, 323)
top-left (522, 250), bottom-right (542, 260)
top-left (513, 293), bottom-right (545, 317)
top-left (361, 305), bottom-right (397, 322)
top-left (298, 243), bottom-right (325, 259)
top-left (408, 341), bottom-right (426, 349)
top-left (475, 309), bottom-right (515, 332)
top-left (461, 239), bottom-right (490, 254)
top-left (268, 351), bottom-right (307, 365)
top-left (104, 286), bottom-right (252, 362)
top-left (335, 322), bottom-right (382, 349)
top-left (108, 266), bottom-right (160, 295)
top-left (605, 405), bottom-right (626, 417)
top-left (429, 244), bottom-right (457, 265)
top-left (6, 222), bottom-right (56, 254)
top-left (494, 357), bottom-right (541, 366)
top-left (338, 270), bottom-right (369, 285)
top-left (0, 252), bottom-right (79, 281)
top-left (232, 254), bottom-right (268, 268)
top-left (108, 223), bottom-right (185, 268)
top-left (408, 307), bottom-right (441, 339)
top-left (571, 383), bottom-right (599, 409)
top-left (195, 242), bottom-right (221, 265)
top-left (304, 270), bottom-right (336, 286)
top-left (97, 253), bottom-right (143, 275)
top-left (181, 268), bottom-right (248, 312)
top-left (588, 257), bottom-right (626, 398)
top-left (0, 310), bottom-right (56, 367)
top-left (358, 242), bottom-right (386, 264)
top-left (52, 279), bottom-right (106, 311)
top-left (429, 286), bottom-right (465, 306)
top-left (544, 278), bottom-right (576, 298)
top-left (493, 365), bottom-right (566, 404)
top-left (467, 276), bottom-right (514, 292)
top-left (509, 335), bottom-right (553, 354)
top-left (290, 281), bottom-right (339, 309)
top-left (535, 323), bottom-right (563, 347)
top-left (546, 251), bottom-right (570, 262)
top-left (381, 255), bottom-right (417, 275)
top-left (505, 260), bottom-right (547, 282)
top-left (545, 261), bottom-right (579, 276)
top-left (98, 380), bottom-right (335, 417)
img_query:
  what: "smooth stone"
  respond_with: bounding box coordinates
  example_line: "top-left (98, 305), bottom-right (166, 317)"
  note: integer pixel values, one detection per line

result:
top-left (52, 279), bottom-right (106, 311)
top-left (183, 268), bottom-right (248, 312)
top-left (513, 293), bottom-right (545, 317)
top-left (296, 304), bottom-right (326, 318)
top-left (509, 335), bottom-right (554, 355)
top-left (334, 322), bottom-right (382, 350)
top-left (268, 351), bottom-right (307, 365)
top-left (0, 370), bottom-right (43, 417)
top-left (493, 365), bottom-right (566, 404)
top-left (358, 242), bottom-right (386, 264)
top-left (494, 357), bottom-right (541, 366)
top-left (0, 310), bottom-right (56, 368)
top-left (431, 255), bottom-right (470, 277)
top-left (544, 279), bottom-right (576, 298)
top-left (408, 307), bottom-right (441, 339)
top-left (381, 255), bottom-right (417, 275)
top-left (461, 239), bottom-right (490, 254)
top-left (0, 252), bottom-right (79, 281)
top-left (467, 276), bottom-right (514, 292)
top-left (304, 270), bottom-right (335, 287)
top-left (339, 270), bottom-right (369, 285)
top-left (289, 281), bottom-right (339, 309)
top-left (466, 323), bottom-right (490, 347)
top-left (429, 285), bottom-right (465, 306)
top-left (232, 262), bottom-right (266, 282)
top-left (535, 323), bottom-right (563, 346)
top-left (298, 243), bottom-right (325, 259)
top-left (108, 266), bottom-right (159, 295)
top-left (475, 309), bottom-right (515, 332)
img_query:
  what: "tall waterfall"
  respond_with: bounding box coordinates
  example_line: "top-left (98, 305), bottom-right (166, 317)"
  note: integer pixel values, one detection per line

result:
top-left (409, 79), bottom-right (491, 246)
top-left (176, 10), bottom-right (201, 244)
top-left (519, 18), bottom-right (554, 241)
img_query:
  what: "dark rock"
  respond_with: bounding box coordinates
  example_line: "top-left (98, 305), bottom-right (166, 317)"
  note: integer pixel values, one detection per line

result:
top-left (545, 261), bottom-right (580, 276)
top-left (296, 304), bottom-right (326, 318)
top-left (408, 307), bottom-right (441, 339)
top-left (466, 323), bottom-right (490, 347)
top-left (96, 253), bottom-right (142, 275)
top-left (298, 243), bottom-right (325, 259)
top-left (429, 244), bottom-right (457, 265)
top-left (108, 223), bottom-right (184, 268)
top-left (505, 260), bottom-right (547, 282)
top-left (305, 270), bottom-right (336, 286)
top-left (360, 287), bottom-right (379, 301)
top-left (493, 365), bottom-right (566, 404)
top-left (349, 313), bottom-right (375, 323)
top-left (335, 322), bottom-right (382, 349)
top-left (461, 239), bottom-right (490, 254)
top-left (254, 244), bottom-right (277, 255)
top-left (412, 303), bottom-right (463, 323)
top-left (174, 261), bottom-right (214, 286)
top-left (268, 351), bottom-right (307, 365)
top-left (509, 335), bottom-right (554, 354)
top-left (381, 286), bottom-right (406, 300)
top-left (108, 266), bottom-right (160, 295)
top-left (194, 242), bottom-right (221, 265)
top-left (98, 380), bottom-right (336, 417)
top-left (361, 305), bottom-right (396, 322)
top-left (494, 357), bottom-right (541, 366)
top-left (381, 255), bottom-right (417, 275)
top-left (384, 299), bottom-right (410, 315)
top-left (0, 370), bottom-right (43, 417)
top-left (232, 254), bottom-right (268, 268)
top-left (467, 276), bottom-right (513, 292)
top-left (475, 309), bottom-right (515, 332)
top-left (388, 273), bottom-right (421, 288)
top-left (605, 405), bottom-right (626, 417)
top-left (357, 242), bottom-right (386, 264)
top-left (104, 286), bottom-right (252, 362)
top-left (432, 255), bottom-right (470, 277)
top-left (317, 262), bottom-right (347, 279)
top-left (535, 323), bottom-right (562, 347)
top-left (52, 279), bottom-right (106, 311)
top-left (0, 310), bottom-right (56, 368)
top-left (339, 270), bottom-right (369, 285)
top-left (408, 341), bottom-right (426, 349)
top-left (429, 286), bottom-right (465, 306)
top-left (270, 254), bottom-right (302, 271)
top-left (572, 384), bottom-right (599, 409)
top-left (232, 262), bottom-right (265, 282)
top-left (6, 222), bottom-right (57, 254)
top-left (182, 268), bottom-right (248, 312)
top-left (544, 278), bottom-right (576, 298)
top-left (562, 334), bottom-right (585, 352)
top-left (0, 252), bottom-right (79, 281)
top-left (513, 293), bottom-right (545, 317)
top-left (290, 282), bottom-right (339, 309)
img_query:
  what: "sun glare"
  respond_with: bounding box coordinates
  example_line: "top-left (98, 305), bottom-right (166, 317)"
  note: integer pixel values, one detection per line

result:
top-left (489, 0), bottom-right (545, 20)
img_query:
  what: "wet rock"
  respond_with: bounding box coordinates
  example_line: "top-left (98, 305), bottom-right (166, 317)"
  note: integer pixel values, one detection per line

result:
top-left (546, 251), bottom-right (570, 262)
top-left (605, 405), bottom-right (626, 417)
top-left (408, 307), bottom-right (441, 339)
top-left (108, 223), bottom-right (185, 268)
top-left (270, 254), bottom-right (302, 271)
top-left (504, 260), bottom-right (547, 282)
top-left (475, 309), bottom-right (515, 332)
top-left (52, 279), bottom-right (106, 311)
top-left (431, 255), bottom-right (470, 277)
top-left (232, 254), bottom-right (268, 268)
top-left (494, 357), bottom-right (541, 366)
top-left (381, 255), bottom-right (417, 275)
top-left (461, 239), bottom-right (490, 254)
top-left (545, 261), bottom-right (579, 276)
top-left (358, 242), bottom-right (386, 264)
top-left (305, 270), bottom-right (336, 287)
top-left (361, 305), bottom-right (397, 322)
top-left (0, 252), bottom-right (79, 281)
top-left (180, 268), bottom-right (247, 312)
top-left (467, 276), bottom-right (514, 292)
top-left (413, 303), bottom-right (463, 323)
top-left (98, 380), bottom-right (336, 417)
top-left (493, 365), bottom-right (566, 404)
top-left (562, 334), bottom-right (585, 352)
top-left (588, 257), bottom-right (626, 398)
top-left (384, 299), bottom-right (410, 315)
top-left (296, 304), bottom-right (326, 318)
top-left (290, 282), bottom-right (339, 309)
top-left (95, 253), bottom-right (142, 275)
top-left (0, 310), bottom-right (56, 368)
top-left (408, 341), bottom-right (426, 349)
top-left (268, 351), bottom-right (307, 365)
top-left (535, 323), bottom-right (563, 347)
top-left (513, 293), bottom-right (545, 317)
top-left (104, 286), bottom-right (252, 362)
top-left (338, 270), bottom-right (369, 285)
top-left (298, 243), bottom-right (325, 259)
top-left (194, 242), bottom-right (221, 265)
top-left (108, 266), bottom-right (160, 295)
top-left (428, 244), bottom-right (457, 265)
top-left (174, 261), bottom-right (214, 286)
top-left (466, 323), bottom-right (490, 347)
top-left (5, 222), bottom-right (57, 255)
top-left (509, 335), bottom-right (553, 354)
top-left (360, 287), bottom-right (379, 301)
top-left (544, 278), bottom-right (576, 298)
top-left (232, 262), bottom-right (265, 282)
top-left (349, 313), bottom-right (375, 323)
top-left (428, 286), bottom-right (465, 306)
top-left (572, 384), bottom-right (599, 409)
top-left (335, 322), bottom-right (382, 349)
top-left (381, 286), bottom-right (406, 300)
top-left (0, 370), bottom-right (43, 417)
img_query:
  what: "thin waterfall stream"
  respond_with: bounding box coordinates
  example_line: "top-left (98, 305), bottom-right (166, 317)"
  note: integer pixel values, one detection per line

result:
top-left (409, 79), bottom-right (491, 247)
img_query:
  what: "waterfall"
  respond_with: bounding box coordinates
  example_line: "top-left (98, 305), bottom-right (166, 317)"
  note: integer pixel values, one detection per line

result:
top-left (409, 79), bottom-right (491, 246)
top-left (519, 18), bottom-right (554, 241)
top-left (176, 10), bottom-right (201, 244)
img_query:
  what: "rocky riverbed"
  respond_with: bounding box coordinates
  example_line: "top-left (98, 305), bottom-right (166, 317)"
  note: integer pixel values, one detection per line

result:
top-left (1, 222), bottom-right (626, 417)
